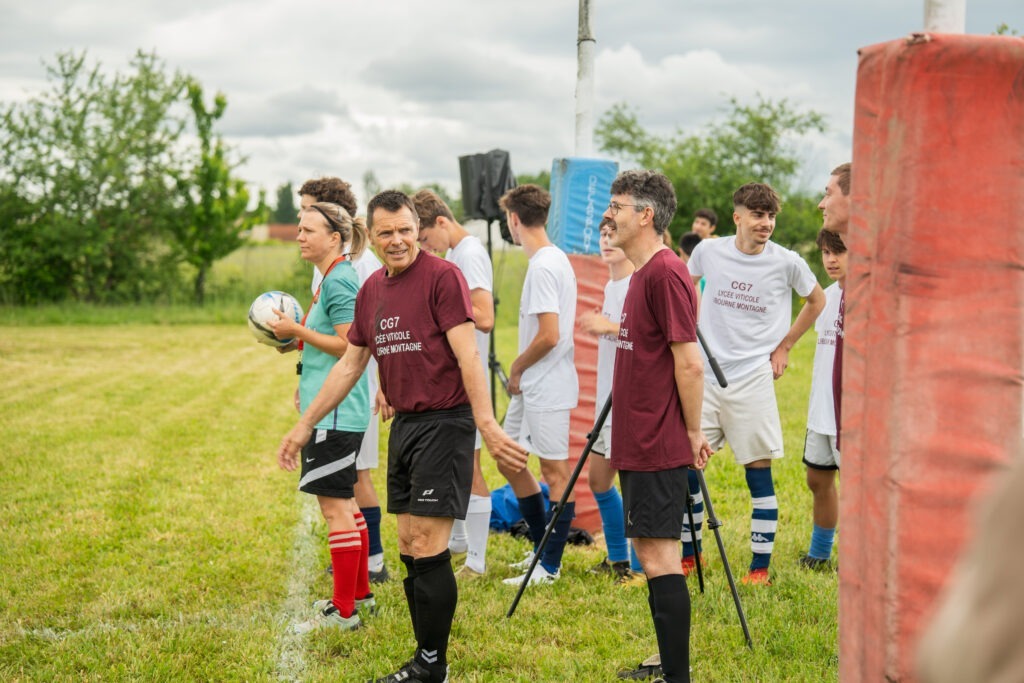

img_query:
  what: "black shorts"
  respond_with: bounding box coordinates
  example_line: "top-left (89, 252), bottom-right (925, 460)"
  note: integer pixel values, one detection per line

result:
top-left (387, 405), bottom-right (474, 519)
top-left (620, 467), bottom-right (690, 539)
top-left (299, 429), bottom-right (362, 498)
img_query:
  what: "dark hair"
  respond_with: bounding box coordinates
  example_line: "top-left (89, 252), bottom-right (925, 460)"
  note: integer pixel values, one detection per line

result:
top-left (367, 190), bottom-right (419, 232)
top-left (694, 207), bottom-right (717, 227)
top-left (732, 182), bottom-right (782, 213)
top-left (816, 228), bottom-right (847, 253)
top-left (498, 184), bottom-right (551, 228)
top-left (309, 202), bottom-right (369, 258)
top-left (298, 177), bottom-right (358, 218)
top-left (609, 170), bottom-right (677, 235)
top-left (831, 162), bottom-right (851, 196)
top-left (679, 231), bottom-right (703, 257)
top-left (412, 189), bottom-right (455, 227)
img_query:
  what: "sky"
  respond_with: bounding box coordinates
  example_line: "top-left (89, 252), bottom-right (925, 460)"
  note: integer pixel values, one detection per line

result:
top-left (1, 0), bottom-right (1020, 206)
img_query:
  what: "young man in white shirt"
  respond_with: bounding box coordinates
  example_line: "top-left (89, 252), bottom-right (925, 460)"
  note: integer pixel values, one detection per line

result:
top-left (413, 189), bottom-right (495, 578)
top-left (497, 184), bottom-right (580, 587)
top-left (687, 182), bottom-right (825, 586)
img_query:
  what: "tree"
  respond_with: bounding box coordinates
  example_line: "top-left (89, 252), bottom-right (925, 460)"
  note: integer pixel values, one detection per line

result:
top-left (0, 51), bottom-right (187, 303)
top-left (273, 182), bottom-right (296, 224)
top-left (173, 80), bottom-right (264, 304)
top-left (515, 169), bottom-right (551, 191)
top-left (596, 95), bottom-right (827, 252)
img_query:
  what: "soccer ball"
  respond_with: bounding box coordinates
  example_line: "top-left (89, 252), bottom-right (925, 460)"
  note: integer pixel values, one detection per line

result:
top-left (247, 291), bottom-right (304, 347)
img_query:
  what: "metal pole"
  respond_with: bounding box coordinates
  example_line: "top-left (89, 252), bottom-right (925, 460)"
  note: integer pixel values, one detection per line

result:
top-left (924, 0), bottom-right (966, 33)
top-left (574, 0), bottom-right (596, 156)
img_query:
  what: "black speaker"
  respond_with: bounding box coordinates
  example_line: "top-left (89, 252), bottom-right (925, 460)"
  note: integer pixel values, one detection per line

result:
top-left (459, 149), bottom-right (517, 244)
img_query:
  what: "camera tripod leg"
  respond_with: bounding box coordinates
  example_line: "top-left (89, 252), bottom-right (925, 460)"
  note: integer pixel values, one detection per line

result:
top-left (506, 396), bottom-right (611, 618)
top-left (695, 469), bottom-right (754, 650)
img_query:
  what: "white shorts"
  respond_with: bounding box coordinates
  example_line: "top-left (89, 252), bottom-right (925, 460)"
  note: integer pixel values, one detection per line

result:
top-left (803, 430), bottom-right (840, 469)
top-left (702, 361), bottom-right (784, 466)
top-left (503, 395), bottom-right (570, 461)
top-left (590, 419), bottom-right (611, 459)
top-left (355, 366), bottom-right (380, 470)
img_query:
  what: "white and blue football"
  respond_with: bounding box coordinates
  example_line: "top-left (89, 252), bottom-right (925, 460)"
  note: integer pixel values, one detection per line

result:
top-left (247, 291), bottom-right (304, 347)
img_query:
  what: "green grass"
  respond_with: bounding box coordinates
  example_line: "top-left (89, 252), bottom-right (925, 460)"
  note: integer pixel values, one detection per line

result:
top-left (0, 246), bottom-right (837, 682)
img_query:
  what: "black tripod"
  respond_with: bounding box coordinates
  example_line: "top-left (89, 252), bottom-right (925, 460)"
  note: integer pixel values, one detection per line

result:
top-left (506, 329), bottom-right (753, 650)
top-left (483, 217), bottom-right (512, 412)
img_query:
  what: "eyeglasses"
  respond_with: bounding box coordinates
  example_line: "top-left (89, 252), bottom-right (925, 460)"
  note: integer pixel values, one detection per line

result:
top-left (607, 201), bottom-right (644, 216)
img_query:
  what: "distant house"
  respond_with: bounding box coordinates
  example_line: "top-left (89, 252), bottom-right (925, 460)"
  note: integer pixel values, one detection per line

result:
top-left (248, 223), bottom-right (299, 242)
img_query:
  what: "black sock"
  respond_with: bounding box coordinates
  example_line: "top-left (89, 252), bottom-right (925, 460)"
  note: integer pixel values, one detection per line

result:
top-left (517, 492), bottom-right (548, 547)
top-left (649, 574), bottom-right (691, 683)
top-left (400, 553), bottom-right (418, 641)
top-left (412, 549), bottom-right (456, 677)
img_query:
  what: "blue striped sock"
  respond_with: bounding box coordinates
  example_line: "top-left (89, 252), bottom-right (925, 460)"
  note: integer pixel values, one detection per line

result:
top-left (808, 524), bottom-right (835, 560)
top-left (746, 468), bottom-right (778, 571)
top-left (594, 488), bottom-right (628, 563)
top-left (681, 469), bottom-right (704, 558)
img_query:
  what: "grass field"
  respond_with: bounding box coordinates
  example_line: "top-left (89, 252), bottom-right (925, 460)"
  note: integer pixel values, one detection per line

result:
top-left (0, 246), bottom-right (837, 682)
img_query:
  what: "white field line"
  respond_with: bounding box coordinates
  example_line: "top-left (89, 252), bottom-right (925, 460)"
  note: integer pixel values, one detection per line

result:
top-left (275, 492), bottom-right (322, 682)
top-left (11, 493), bottom-right (322, 680)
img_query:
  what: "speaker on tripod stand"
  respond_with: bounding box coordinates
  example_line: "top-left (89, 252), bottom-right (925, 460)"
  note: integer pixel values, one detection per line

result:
top-left (458, 149), bottom-right (517, 414)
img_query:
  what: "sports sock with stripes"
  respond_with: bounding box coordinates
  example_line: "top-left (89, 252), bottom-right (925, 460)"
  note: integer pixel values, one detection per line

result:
top-left (746, 467), bottom-right (778, 571)
top-left (681, 469), bottom-right (704, 559)
top-left (354, 511), bottom-right (371, 599)
top-left (328, 529), bottom-right (362, 618)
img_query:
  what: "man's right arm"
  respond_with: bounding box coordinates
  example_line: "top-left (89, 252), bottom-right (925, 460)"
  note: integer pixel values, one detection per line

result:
top-left (508, 312), bottom-right (558, 394)
top-left (671, 340), bottom-right (712, 469)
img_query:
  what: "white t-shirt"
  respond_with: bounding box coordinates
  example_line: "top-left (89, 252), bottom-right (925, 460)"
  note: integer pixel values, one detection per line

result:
top-left (448, 235), bottom-right (492, 379)
top-left (807, 282), bottom-right (842, 435)
top-left (518, 245), bottom-right (579, 410)
top-left (596, 274), bottom-right (631, 407)
top-left (688, 236), bottom-right (818, 382)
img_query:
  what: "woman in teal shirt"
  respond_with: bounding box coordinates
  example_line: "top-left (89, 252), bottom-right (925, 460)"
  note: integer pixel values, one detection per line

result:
top-left (270, 202), bottom-right (372, 633)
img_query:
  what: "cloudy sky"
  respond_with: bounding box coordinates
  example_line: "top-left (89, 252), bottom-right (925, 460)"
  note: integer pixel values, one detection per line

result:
top-left (1, 1), bottom-right (1020, 205)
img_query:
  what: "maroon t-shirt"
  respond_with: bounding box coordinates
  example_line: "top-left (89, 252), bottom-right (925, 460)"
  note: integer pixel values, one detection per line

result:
top-left (348, 250), bottom-right (474, 413)
top-left (611, 249), bottom-right (699, 472)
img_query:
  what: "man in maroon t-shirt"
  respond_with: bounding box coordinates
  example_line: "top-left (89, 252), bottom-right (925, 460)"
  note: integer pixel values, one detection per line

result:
top-left (818, 162), bottom-right (851, 443)
top-left (605, 170), bottom-right (712, 683)
top-left (278, 190), bottom-right (526, 683)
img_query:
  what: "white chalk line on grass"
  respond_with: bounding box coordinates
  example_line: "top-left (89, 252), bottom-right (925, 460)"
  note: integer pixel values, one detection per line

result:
top-left (276, 491), bottom-right (322, 682)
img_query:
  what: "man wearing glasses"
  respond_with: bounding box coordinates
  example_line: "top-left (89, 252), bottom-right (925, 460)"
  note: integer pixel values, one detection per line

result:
top-left (603, 169), bottom-right (711, 683)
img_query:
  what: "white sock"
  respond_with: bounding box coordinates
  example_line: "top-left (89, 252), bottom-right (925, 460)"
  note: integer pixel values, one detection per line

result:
top-left (368, 552), bottom-right (385, 573)
top-left (449, 519), bottom-right (468, 555)
top-left (464, 494), bottom-right (492, 573)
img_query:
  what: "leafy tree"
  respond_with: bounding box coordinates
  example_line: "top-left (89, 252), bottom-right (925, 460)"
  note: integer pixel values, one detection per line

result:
top-left (173, 80), bottom-right (265, 304)
top-left (0, 51), bottom-right (186, 303)
top-left (596, 95), bottom-right (827, 252)
top-left (362, 170), bottom-right (381, 202)
top-left (273, 182), bottom-right (296, 223)
top-left (515, 169), bottom-right (551, 191)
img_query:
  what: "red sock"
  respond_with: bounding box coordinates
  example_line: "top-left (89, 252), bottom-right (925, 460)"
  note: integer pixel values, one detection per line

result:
top-left (354, 512), bottom-right (371, 600)
top-left (329, 529), bottom-right (361, 617)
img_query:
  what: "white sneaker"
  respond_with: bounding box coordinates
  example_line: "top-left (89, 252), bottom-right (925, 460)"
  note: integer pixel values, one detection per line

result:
top-left (292, 603), bottom-right (361, 634)
top-left (508, 550), bottom-right (535, 570)
top-left (503, 563), bottom-right (559, 586)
